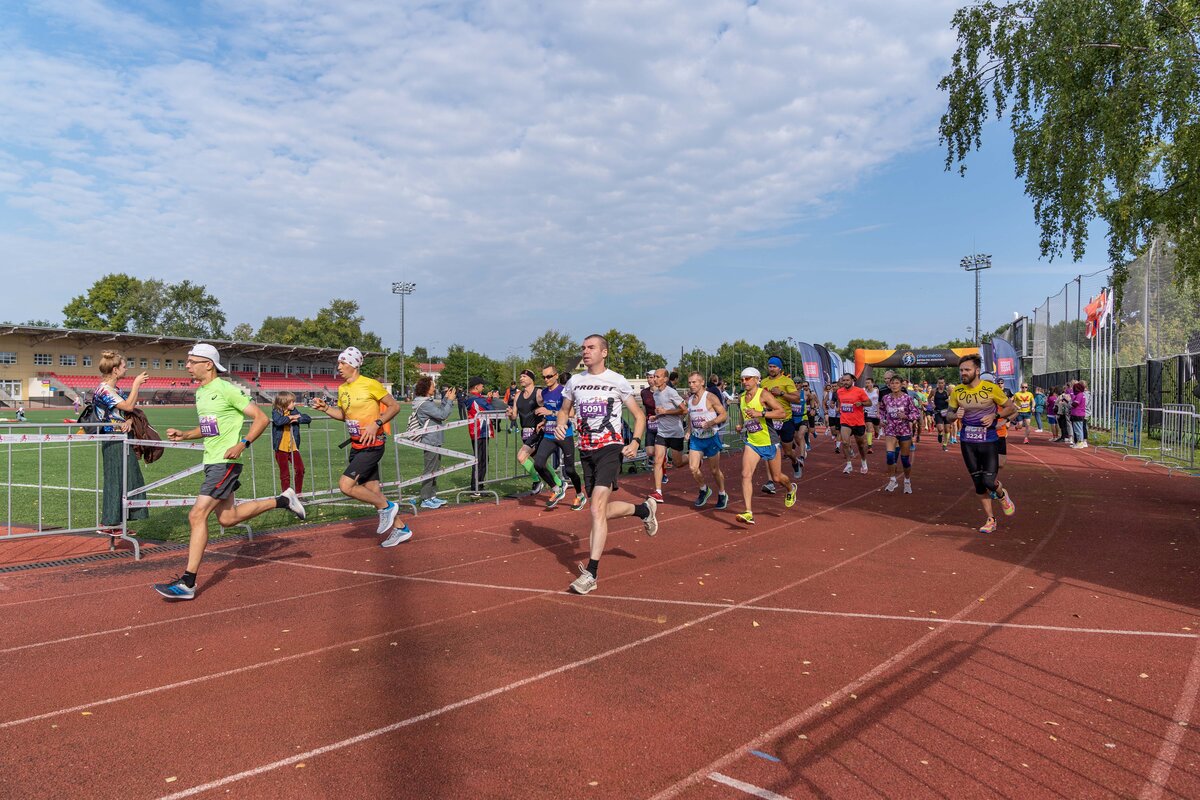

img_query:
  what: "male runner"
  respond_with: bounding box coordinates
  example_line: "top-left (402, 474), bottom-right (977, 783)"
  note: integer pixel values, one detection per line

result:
top-left (311, 347), bottom-right (412, 547)
top-left (649, 367), bottom-right (687, 502)
top-left (534, 365), bottom-right (586, 511)
top-left (760, 357), bottom-right (801, 492)
top-left (640, 372), bottom-right (658, 465)
top-left (880, 375), bottom-right (921, 493)
top-left (790, 380), bottom-right (810, 478)
top-left (824, 384), bottom-right (841, 453)
top-left (932, 378), bottom-right (952, 451)
top-left (1012, 383), bottom-right (1035, 444)
top-left (153, 344), bottom-right (306, 600)
top-left (834, 373), bottom-right (871, 474)
top-left (508, 369), bottom-right (561, 496)
top-left (863, 377), bottom-right (880, 454)
top-left (557, 335), bottom-right (657, 595)
top-left (685, 371), bottom-right (728, 508)
top-left (735, 367), bottom-right (796, 524)
top-left (950, 355), bottom-right (1018, 534)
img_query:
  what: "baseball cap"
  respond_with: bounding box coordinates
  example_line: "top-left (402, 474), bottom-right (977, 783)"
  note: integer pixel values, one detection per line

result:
top-left (767, 357), bottom-right (783, 368)
top-left (338, 347), bottom-right (364, 368)
top-left (741, 367), bottom-right (761, 379)
top-left (187, 343), bottom-right (227, 373)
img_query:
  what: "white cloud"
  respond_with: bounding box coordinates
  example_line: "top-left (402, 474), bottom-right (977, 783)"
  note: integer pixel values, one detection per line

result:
top-left (0, 0), bottom-right (959, 347)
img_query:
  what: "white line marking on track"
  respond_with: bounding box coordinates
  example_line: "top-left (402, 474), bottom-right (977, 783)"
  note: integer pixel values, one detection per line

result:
top-left (709, 772), bottom-right (793, 800)
top-left (645, 503), bottom-right (1069, 800)
top-left (1139, 632), bottom-right (1200, 799)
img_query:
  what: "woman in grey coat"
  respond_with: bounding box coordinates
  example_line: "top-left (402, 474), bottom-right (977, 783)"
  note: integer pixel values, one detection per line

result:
top-left (410, 377), bottom-right (456, 508)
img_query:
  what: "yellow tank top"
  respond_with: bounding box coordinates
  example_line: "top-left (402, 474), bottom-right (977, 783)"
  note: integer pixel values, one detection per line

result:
top-left (740, 388), bottom-right (772, 448)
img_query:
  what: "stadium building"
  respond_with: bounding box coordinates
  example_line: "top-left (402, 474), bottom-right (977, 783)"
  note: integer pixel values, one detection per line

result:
top-left (0, 324), bottom-right (383, 408)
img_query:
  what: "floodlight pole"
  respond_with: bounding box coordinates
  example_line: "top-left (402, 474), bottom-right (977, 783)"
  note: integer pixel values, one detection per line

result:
top-left (960, 253), bottom-right (992, 345)
top-left (391, 281), bottom-right (416, 396)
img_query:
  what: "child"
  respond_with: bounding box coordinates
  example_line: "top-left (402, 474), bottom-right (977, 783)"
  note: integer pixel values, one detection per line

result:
top-left (271, 391), bottom-right (311, 494)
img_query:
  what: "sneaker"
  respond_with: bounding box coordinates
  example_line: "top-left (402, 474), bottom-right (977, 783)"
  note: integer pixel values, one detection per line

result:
top-left (546, 483), bottom-right (567, 509)
top-left (736, 511), bottom-right (755, 525)
top-left (834, 443), bottom-right (841, 453)
top-left (714, 492), bottom-right (729, 510)
top-left (571, 494), bottom-right (588, 512)
top-left (1023, 437), bottom-right (1029, 444)
top-left (642, 497), bottom-right (659, 537)
top-left (998, 490), bottom-right (1016, 516)
top-left (531, 481), bottom-right (544, 495)
top-left (694, 486), bottom-right (713, 508)
top-left (867, 446), bottom-right (874, 454)
top-left (842, 462), bottom-right (853, 475)
top-left (569, 563), bottom-right (597, 595)
top-left (381, 525), bottom-right (413, 547)
top-left (662, 475), bottom-right (670, 484)
top-left (784, 483), bottom-right (797, 508)
top-left (1077, 441), bottom-right (1089, 449)
top-left (761, 481), bottom-right (776, 495)
top-left (376, 501), bottom-right (399, 534)
top-left (153, 576), bottom-right (195, 600)
top-left (903, 480), bottom-right (912, 495)
top-left (431, 497), bottom-right (448, 508)
top-left (884, 476), bottom-right (898, 493)
top-left (649, 490), bottom-right (664, 502)
top-left (280, 487), bottom-right (306, 520)
top-left (860, 460), bottom-right (868, 474)
top-left (420, 499), bottom-right (440, 510)
top-left (793, 463), bottom-right (803, 480)
top-left (979, 517), bottom-right (997, 534)
top-left (942, 444), bottom-right (948, 452)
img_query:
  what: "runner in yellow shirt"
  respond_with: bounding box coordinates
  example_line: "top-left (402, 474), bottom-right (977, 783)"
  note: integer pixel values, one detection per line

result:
top-left (735, 367), bottom-right (796, 525)
top-left (1012, 383), bottom-right (1035, 444)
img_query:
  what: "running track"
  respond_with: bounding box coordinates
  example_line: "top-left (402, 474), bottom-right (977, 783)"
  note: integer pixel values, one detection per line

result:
top-left (1, 432), bottom-right (1198, 799)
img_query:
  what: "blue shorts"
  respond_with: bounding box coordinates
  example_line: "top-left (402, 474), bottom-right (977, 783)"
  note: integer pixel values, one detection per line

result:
top-left (748, 443), bottom-right (778, 461)
top-left (1017, 412), bottom-right (1032, 422)
top-left (689, 435), bottom-right (723, 459)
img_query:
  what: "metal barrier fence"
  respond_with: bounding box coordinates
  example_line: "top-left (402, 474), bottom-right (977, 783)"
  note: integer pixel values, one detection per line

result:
top-left (1107, 401), bottom-right (1144, 458)
top-left (1159, 405), bottom-right (1199, 476)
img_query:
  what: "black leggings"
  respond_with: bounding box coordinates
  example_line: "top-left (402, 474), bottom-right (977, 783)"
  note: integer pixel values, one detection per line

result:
top-left (533, 435), bottom-right (582, 493)
top-left (960, 440), bottom-right (1000, 495)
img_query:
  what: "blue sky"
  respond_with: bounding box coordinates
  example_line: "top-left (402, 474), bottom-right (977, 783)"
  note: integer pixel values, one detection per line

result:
top-left (0, 1), bottom-right (1110, 361)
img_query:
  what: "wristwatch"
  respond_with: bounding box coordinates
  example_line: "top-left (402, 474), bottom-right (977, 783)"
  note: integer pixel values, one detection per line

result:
top-left (374, 418), bottom-right (384, 427)
top-left (631, 437), bottom-right (641, 445)
top-left (240, 437), bottom-right (251, 446)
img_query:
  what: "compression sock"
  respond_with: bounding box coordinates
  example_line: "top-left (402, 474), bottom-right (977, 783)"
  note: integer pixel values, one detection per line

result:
top-left (938, 432), bottom-right (944, 444)
top-left (520, 458), bottom-right (538, 479)
top-left (586, 559), bottom-right (599, 578)
top-left (633, 503), bottom-right (650, 519)
top-left (866, 431), bottom-right (874, 446)
top-left (182, 571), bottom-right (197, 588)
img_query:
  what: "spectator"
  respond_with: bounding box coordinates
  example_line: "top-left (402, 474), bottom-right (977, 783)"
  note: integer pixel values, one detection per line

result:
top-left (1033, 386), bottom-right (1047, 432)
top-left (93, 350), bottom-right (150, 534)
top-left (1056, 385), bottom-right (1074, 443)
top-left (465, 377), bottom-right (493, 493)
top-left (411, 377), bottom-right (455, 509)
top-left (1046, 387), bottom-right (1059, 440)
top-left (271, 391), bottom-right (311, 494)
top-left (1070, 380), bottom-right (1089, 448)
top-left (457, 387), bottom-right (469, 420)
top-left (504, 381), bottom-right (518, 432)
top-left (15, 405), bottom-right (26, 422)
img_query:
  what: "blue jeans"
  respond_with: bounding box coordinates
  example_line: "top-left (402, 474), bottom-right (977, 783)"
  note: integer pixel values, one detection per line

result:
top-left (1071, 417), bottom-right (1085, 443)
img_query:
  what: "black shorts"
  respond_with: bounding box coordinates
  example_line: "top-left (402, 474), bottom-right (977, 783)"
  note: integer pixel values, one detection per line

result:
top-left (199, 463), bottom-right (242, 501)
top-left (773, 419), bottom-right (796, 442)
top-left (344, 445), bottom-right (385, 485)
top-left (828, 417), bottom-right (841, 430)
top-left (656, 436), bottom-right (685, 452)
top-left (520, 427), bottom-right (543, 449)
top-left (842, 424), bottom-right (866, 438)
top-left (581, 444), bottom-right (623, 496)
top-left (934, 409), bottom-right (950, 425)
top-left (644, 428), bottom-right (657, 449)
top-left (997, 438), bottom-right (1008, 456)
top-left (866, 416), bottom-right (880, 426)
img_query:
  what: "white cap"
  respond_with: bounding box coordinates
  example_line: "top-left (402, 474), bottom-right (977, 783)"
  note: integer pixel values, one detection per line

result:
top-left (740, 367), bottom-right (761, 379)
top-left (338, 346), bottom-right (364, 369)
top-left (187, 343), bottom-right (227, 373)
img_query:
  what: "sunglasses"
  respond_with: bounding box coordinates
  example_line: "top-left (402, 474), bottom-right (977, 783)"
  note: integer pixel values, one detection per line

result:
top-left (542, 373), bottom-right (556, 379)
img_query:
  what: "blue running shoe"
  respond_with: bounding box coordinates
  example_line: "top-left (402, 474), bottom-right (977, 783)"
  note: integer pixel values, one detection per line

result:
top-left (714, 492), bottom-right (729, 510)
top-left (381, 525), bottom-right (413, 548)
top-left (694, 486), bottom-right (713, 507)
top-left (153, 576), bottom-right (195, 600)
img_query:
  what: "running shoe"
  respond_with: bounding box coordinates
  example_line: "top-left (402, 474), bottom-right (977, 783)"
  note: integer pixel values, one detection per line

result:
top-left (979, 517), bottom-right (997, 534)
top-left (569, 563), bottom-right (597, 595)
top-left (884, 476), bottom-right (898, 493)
top-left (999, 490), bottom-right (1016, 516)
top-left (420, 499), bottom-right (440, 510)
top-left (662, 475), bottom-right (670, 484)
top-left (376, 501), bottom-right (399, 534)
top-left (793, 463), bottom-right (803, 480)
top-left (842, 462), bottom-right (853, 475)
top-left (942, 444), bottom-right (948, 452)
top-left (642, 497), bottom-right (659, 537)
top-left (867, 446), bottom-right (874, 454)
top-left (546, 484), bottom-right (567, 509)
top-left (761, 482), bottom-right (777, 495)
top-left (903, 479), bottom-right (912, 494)
top-left (736, 511), bottom-right (755, 525)
top-left (571, 495), bottom-right (588, 512)
top-left (834, 443), bottom-right (841, 453)
top-left (694, 486), bottom-right (713, 508)
top-left (381, 525), bottom-right (413, 547)
top-left (1023, 437), bottom-right (1029, 444)
top-left (784, 483), bottom-right (797, 508)
top-left (860, 460), bottom-right (868, 474)
top-left (715, 493), bottom-right (729, 510)
top-left (280, 487), bottom-right (306, 520)
top-left (153, 576), bottom-right (195, 600)
top-left (531, 481), bottom-right (544, 495)
top-left (649, 490), bottom-right (664, 502)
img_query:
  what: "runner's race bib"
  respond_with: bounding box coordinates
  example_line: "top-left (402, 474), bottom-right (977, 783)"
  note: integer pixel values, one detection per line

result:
top-left (743, 418), bottom-right (762, 434)
top-left (961, 425), bottom-right (988, 443)
top-left (199, 415), bottom-right (220, 437)
top-left (346, 419), bottom-right (361, 438)
top-left (647, 418), bottom-right (658, 430)
top-left (889, 406), bottom-right (904, 419)
top-left (522, 426), bottom-right (536, 439)
top-left (689, 412), bottom-right (707, 429)
top-left (841, 403), bottom-right (854, 414)
top-left (790, 403), bottom-right (803, 415)
top-left (771, 419), bottom-right (784, 430)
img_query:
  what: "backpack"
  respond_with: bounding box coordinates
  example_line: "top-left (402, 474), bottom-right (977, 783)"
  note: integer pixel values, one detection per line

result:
top-left (406, 399), bottom-right (431, 441)
top-left (126, 408), bottom-right (165, 464)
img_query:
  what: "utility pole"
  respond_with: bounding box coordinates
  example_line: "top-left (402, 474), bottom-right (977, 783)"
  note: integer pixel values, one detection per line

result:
top-left (391, 281), bottom-right (415, 397)
top-left (960, 253), bottom-right (992, 345)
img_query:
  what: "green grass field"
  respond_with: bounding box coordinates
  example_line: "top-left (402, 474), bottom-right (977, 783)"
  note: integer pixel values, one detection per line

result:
top-left (0, 404), bottom-right (539, 542)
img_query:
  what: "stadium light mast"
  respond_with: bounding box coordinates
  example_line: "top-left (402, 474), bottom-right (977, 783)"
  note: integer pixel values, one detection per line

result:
top-left (960, 253), bottom-right (992, 345)
top-left (392, 281), bottom-right (416, 396)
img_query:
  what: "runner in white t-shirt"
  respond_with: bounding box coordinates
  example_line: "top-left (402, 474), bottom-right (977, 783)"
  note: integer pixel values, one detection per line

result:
top-left (649, 368), bottom-right (687, 502)
top-left (557, 334), bottom-right (658, 595)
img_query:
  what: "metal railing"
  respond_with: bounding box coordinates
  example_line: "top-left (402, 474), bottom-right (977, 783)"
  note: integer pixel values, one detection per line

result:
top-left (1159, 405), bottom-right (1199, 476)
top-left (1108, 402), bottom-right (1144, 458)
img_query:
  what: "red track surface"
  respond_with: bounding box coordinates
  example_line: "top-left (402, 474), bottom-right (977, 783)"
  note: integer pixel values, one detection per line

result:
top-left (2, 431), bottom-right (1199, 799)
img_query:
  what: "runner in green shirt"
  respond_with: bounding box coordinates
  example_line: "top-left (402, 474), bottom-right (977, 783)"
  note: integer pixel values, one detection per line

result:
top-left (153, 344), bottom-right (305, 601)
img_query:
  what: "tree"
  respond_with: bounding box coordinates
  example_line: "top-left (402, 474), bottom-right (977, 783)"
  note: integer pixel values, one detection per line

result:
top-left (439, 344), bottom-right (497, 391)
top-left (601, 329), bottom-right (664, 378)
top-left (529, 329), bottom-right (579, 372)
top-left (939, 1), bottom-right (1200, 292)
top-left (844, 338), bottom-right (888, 354)
top-left (257, 316), bottom-right (304, 344)
top-left (157, 280), bottom-right (227, 339)
top-left (62, 273), bottom-right (149, 332)
top-left (712, 340), bottom-right (767, 385)
top-left (229, 323), bottom-right (256, 341)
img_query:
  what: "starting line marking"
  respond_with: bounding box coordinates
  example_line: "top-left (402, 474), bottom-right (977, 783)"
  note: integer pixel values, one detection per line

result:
top-left (709, 772), bottom-right (792, 800)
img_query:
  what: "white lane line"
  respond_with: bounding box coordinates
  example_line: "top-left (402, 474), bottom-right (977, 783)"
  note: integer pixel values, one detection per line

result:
top-left (709, 772), bottom-right (793, 800)
top-left (1139, 633), bottom-right (1200, 798)
top-left (0, 577), bottom-right (394, 655)
top-left (155, 490), bottom-right (943, 799)
top-left (0, 592), bottom-right (539, 730)
top-left (645, 502), bottom-right (1068, 800)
